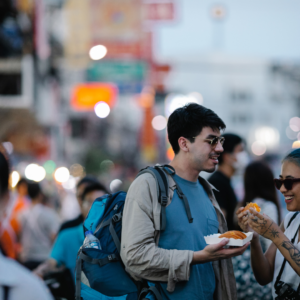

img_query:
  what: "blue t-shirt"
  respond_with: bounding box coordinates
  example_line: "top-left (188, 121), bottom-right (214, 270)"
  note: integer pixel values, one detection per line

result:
top-left (157, 174), bottom-right (219, 300)
top-left (50, 223), bottom-right (84, 277)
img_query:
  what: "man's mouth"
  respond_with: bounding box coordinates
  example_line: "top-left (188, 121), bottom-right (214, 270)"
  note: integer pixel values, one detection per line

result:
top-left (285, 195), bottom-right (294, 204)
top-left (209, 154), bottom-right (219, 164)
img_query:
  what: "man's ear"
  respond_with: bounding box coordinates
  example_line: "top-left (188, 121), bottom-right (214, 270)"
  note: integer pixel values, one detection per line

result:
top-left (178, 137), bottom-right (189, 153)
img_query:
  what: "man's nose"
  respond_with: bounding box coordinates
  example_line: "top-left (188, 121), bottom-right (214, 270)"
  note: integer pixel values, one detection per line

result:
top-left (215, 141), bottom-right (224, 152)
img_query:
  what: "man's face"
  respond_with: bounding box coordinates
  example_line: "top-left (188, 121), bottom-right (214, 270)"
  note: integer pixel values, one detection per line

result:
top-left (187, 127), bottom-right (224, 173)
top-left (82, 190), bottom-right (106, 217)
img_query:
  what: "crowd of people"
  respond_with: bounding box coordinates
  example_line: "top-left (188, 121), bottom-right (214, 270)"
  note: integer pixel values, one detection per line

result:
top-left (0, 103), bottom-right (300, 300)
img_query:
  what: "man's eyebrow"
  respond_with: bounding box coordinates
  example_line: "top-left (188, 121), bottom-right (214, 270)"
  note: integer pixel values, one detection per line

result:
top-left (279, 175), bottom-right (283, 178)
top-left (286, 175), bottom-right (295, 179)
top-left (206, 134), bottom-right (219, 139)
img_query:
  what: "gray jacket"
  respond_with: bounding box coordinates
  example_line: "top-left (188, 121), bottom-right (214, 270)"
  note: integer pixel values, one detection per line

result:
top-left (120, 169), bottom-right (237, 300)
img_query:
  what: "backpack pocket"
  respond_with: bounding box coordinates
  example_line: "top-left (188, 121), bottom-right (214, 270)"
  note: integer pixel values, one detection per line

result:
top-left (81, 248), bottom-right (138, 297)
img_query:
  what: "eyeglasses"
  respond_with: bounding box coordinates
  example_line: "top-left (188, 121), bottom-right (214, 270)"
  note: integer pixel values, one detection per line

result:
top-left (192, 136), bottom-right (225, 147)
top-left (274, 178), bottom-right (300, 190)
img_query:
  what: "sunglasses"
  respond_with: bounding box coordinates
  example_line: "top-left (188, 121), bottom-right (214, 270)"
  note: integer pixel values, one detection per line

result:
top-left (274, 178), bottom-right (300, 190)
top-left (192, 136), bottom-right (225, 147)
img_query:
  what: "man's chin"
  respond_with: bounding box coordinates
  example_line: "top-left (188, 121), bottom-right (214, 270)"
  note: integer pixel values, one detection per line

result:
top-left (202, 166), bottom-right (217, 173)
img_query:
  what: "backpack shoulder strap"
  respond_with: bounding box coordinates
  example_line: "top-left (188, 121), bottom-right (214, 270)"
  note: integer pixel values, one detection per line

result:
top-left (137, 166), bottom-right (169, 230)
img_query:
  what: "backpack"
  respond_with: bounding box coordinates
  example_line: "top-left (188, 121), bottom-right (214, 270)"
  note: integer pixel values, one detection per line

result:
top-left (75, 165), bottom-right (193, 300)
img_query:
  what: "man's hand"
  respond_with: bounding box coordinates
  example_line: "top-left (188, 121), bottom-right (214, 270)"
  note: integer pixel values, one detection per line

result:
top-left (192, 238), bottom-right (250, 264)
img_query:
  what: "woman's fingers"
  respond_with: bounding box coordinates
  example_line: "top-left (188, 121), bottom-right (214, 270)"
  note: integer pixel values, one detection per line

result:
top-left (249, 208), bottom-right (263, 219)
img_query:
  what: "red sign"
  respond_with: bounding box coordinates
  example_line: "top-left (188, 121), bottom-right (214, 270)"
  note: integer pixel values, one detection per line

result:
top-left (143, 2), bottom-right (175, 21)
top-left (71, 83), bottom-right (118, 111)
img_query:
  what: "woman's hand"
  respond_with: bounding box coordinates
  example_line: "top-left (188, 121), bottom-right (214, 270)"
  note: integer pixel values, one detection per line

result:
top-left (248, 208), bottom-right (282, 241)
top-left (236, 207), bottom-right (259, 239)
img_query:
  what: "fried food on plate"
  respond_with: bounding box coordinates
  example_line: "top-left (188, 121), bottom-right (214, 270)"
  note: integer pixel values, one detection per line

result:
top-left (219, 230), bottom-right (247, 240)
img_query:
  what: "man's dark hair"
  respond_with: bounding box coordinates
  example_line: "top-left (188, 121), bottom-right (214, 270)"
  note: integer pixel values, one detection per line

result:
top-left (218, 133), bottom-right (243, 165)
top-left (82, 182), bottom-right (108, 201)
top-left (27, 182), bottom-right (41, 200)
top-left (167, 103), bottom-right (226, 154)
top-left (76, 176), bottom-right (99, 190)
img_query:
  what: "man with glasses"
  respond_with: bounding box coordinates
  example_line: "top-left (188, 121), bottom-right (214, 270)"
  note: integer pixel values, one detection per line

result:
top-left (208, 133), bottom-right (247, 231)
top-left (121, 103), bottom-right (248, 300)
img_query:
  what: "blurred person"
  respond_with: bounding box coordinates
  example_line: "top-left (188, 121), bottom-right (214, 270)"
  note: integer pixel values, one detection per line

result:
top-left (0, 178), bottom-right (29, 259)
top-left (237, 148), bottom-right (300, 299)
top-left (19, 182), bottom-right (60, 270)
top-left (233, 161), bottom-right (281, 300)
top-left (208, 133), bottom-right (248, 230)
top-left (33, 181), bottom-right (108, 300)
top-left (0, 147), bottom-right (53, 299)
top-left (121, 104), bottom-right (249, 300)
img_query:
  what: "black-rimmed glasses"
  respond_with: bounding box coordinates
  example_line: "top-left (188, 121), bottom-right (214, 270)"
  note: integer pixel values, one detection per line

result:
top-left (274, 178), bottom-right (300, 190)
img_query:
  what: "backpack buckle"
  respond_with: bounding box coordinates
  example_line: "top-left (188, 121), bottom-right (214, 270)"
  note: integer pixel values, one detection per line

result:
top-left (112, 214), bottom-right (121, 223)
top-left (108, 254), bottom-right (118, 262)
top-left (161, 195), bottom-right (168, 206)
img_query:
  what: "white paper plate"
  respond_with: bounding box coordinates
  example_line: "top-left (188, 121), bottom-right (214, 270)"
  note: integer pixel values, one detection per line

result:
top-left (204, 232), bottom-right (253, 247)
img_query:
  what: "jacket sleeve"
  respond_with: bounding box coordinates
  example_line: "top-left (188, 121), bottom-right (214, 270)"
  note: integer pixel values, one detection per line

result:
top-left (120, 174), bottom-right (194, 292)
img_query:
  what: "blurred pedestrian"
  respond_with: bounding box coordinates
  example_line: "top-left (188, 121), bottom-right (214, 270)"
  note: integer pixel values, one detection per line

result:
top-left (33, 179), bottom-right (108, 299)
top-left (0, 147), bottom-right (53, 300)
top-left (19, 182), bottom-right (60, 270)
top-left (0, 178), bottom-right (29, 259)
top-left (208, 133), bottom-right (249, 230)
top-left (233, 161), bottom-right (281, 300)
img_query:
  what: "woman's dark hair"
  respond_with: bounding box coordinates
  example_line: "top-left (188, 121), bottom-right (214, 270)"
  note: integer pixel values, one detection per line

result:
top-left (0, 150), bottom-right (9, 197)
top-left (167, 103), bottom-right (226, 154)
top-left (282, 148), bottom-right (300, 167)
top-left (242, 161), bottom-right (281, 223)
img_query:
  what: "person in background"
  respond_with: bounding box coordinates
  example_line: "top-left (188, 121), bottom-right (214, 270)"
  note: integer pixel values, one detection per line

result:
top-left (59, 176), bottom-right (100, 232)
top-left (0, 178), bottom-right (29, 259)
top-left (0, 147), bottom-right (53, 300)
top-left (233, 161), bottom-right (281, 300)
top-left (208, 133), bottom-right (248, 230)
top-left (34, 179), bottom-right (109, 300)
top-left (19, 182), bottom-right (60, 270)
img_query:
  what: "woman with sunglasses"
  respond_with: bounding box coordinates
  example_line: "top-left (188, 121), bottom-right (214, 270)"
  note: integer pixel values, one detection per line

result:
top-left (237, 149), bottom-right (300, 299)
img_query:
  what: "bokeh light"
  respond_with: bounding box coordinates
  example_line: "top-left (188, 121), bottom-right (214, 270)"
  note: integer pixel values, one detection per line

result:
top-left (43, 160), bottom-right (56, 175)
top-left (54, 167), bottom-right (70, 183)
top-left (62, 176), bottom-right (77, 190)
top-left (110, 179), bottom-right (122, 192)
top-left (286, 126), bottom-right (298, 140)
top-left (25, 164), bottom-right (46, 182)
top-left (166, 147), bottom-right (175, 161)
top-left (89, 45), bottom-right (107, 60)
top-left (11, 171), bottom-right (20, 188)
top-left (94, 102), bottom-right (110, 118)
top-left (152, 115), bottom-right (167, 131)
top-left (165, 93), bottom-right (202, 117)
top-left (100, 160), bottom-right (114, 172)
top-left (289, 117), bottom-right (300, 132)
top-left (254, 126), bottom-right (280, 148)
top-left (251, 141), bottom-right (266, 156)
top-left (188, 92), bottom-right (204, 104)
top-left (70, 163), bottom-right (84, 177)
top-left (292, 141), bottom-right (300, 149)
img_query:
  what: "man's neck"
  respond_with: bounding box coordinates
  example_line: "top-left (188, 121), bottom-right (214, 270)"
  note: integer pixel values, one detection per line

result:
top-left (169, 156), bottom-right (200, 182)
top-left (217, 164), bottom-right (234, 178)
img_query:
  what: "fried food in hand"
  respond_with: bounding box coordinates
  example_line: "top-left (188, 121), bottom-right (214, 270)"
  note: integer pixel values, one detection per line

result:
top-left (242, 202), bottom-right (261, 213)
top-left (219, 230), bottom-right (247, 240)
